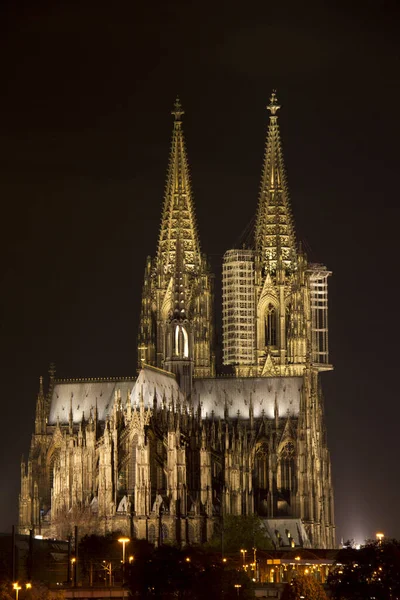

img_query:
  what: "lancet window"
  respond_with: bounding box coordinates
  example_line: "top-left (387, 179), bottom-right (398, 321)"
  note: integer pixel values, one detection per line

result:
top-left (278, 441), bottom-right (296, 493)
top-left (175, 324), bottom-right (189, 358)
top-left (49, 451), bottom-right (59, 491)
top-left (265, 303), bottom-right (278, 347)
top-left (254, 442), bottom-right (269, 516)
top-left (127, 435), bottom-right (138, 494)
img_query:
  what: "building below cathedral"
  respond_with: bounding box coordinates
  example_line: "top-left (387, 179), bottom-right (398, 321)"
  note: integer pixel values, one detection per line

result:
top-left (19, 93), bottom-right (336, 549)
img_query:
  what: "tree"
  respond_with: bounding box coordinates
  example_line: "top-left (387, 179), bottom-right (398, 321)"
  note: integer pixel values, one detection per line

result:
top-left (0, 582), bottom-right (65, 600)
top-left (51, 505), bottom-right (100, 540)
top-left (328, 539), bottom-right (400, 600)
top-left (0, 582), bottom-right (13, 600)
top-left (281, 574), bottom-right (328, 600)
top-left (78, 531), bottom-right (146, 585)
top-left (206, 515), bottom-right (273, 554)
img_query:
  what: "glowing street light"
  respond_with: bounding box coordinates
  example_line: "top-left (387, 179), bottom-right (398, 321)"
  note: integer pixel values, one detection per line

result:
top-left (234, 583), bottom-right (242, 597)
top-left (118, 537), bottom-right (130, 564)
top-left (376, 532), bottom-right (384, 545)
top-left (71, 557), bottom-right (76, 585)
top-left (12, 583), bottom-right (21, 600)
top-left (240, 548), bottom-right (247, 566)
top-left (118, 537), bottom-right (130, 585)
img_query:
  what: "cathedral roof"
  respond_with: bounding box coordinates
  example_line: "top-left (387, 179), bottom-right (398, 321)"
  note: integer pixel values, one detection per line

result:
top-left (48, 378), bottom-right (135, 425)
top-left (192, 376), bottom-right (302, 420)
top-left (131, 365), bottom-right (185, 407)
top-left (47, 367), bottom-right (185, 425)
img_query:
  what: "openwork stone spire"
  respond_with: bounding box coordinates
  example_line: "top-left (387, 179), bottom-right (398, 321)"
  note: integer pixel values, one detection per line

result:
top-left (157, 98), bottom-right (201, 275)
top-left (255, 91), bottom-right (296, 272)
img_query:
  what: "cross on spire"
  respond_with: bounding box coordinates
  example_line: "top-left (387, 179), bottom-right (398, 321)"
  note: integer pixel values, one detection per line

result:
top-left (267, 90), bottom-right (281, 116)
top-left (172, 97), bottom-right (184, 121)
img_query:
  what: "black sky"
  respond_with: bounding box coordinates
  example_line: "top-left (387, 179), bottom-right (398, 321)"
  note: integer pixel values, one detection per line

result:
top-left (0, 0), bottom-right (399, 544)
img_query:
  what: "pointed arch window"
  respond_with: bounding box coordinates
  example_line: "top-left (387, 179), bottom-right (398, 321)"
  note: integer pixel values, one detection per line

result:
top-left (265, 303), bottom-right (278, 347)
top-left (174, 325), bottom-right (189, 358)
top-left (279, 441), bottom-right (296, 493)
top-left (49, 451), bottom-right (60, 490)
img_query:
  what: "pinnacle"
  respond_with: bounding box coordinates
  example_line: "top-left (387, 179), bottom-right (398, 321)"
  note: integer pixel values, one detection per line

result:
top-left (267, 90), bottom-right (281, 116)
top-left (172, 97), bottom-right (184, 121)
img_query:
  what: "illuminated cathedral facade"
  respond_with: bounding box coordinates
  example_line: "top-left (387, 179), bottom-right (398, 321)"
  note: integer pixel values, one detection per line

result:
top-left (19, 94), bottom-right (336, 549)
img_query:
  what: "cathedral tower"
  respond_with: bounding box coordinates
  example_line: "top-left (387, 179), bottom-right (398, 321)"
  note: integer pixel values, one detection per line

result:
top-left (20, 95), bottom-right (335, 551)
top-left (223, 92), bottom-right (332, 377)
top-left (138, 99), bottom-right (215, 392)
top-left (221, 93), bottom-right (335, 547)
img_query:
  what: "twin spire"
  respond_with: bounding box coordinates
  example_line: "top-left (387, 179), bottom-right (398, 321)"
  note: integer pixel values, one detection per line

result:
top-left (157, 92), bottom-right (297, 277)
top-left (157, 98), bottom-right (201, 277)
top-left (255, 91), bottom-right (297, 272)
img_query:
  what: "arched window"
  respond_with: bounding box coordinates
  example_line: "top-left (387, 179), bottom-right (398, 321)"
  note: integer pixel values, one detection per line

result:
top-left (279, 441), bottom-right (296, 493)
top-left (128, 435), bottom-right (138, 495)
top-left (254, 442), bottom-right (269, 516)
top-left (285, 305), bottom-right (291, 347)
top-left (265, 303), bottom-right (278, 347)
top-left (175, 325), bottom-right (189, 358)
top-left (49, 451), bottom-right (59, 491)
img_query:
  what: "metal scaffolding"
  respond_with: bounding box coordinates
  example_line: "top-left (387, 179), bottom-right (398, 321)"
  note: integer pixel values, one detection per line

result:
top-left (222, 249), bottom-right (255, 365)
top-left (308, 264), bottom-right (331, 366)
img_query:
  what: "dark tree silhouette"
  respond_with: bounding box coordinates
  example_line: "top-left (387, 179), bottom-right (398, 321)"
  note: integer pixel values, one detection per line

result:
top-left (328, 539), bottom-right (400, 600)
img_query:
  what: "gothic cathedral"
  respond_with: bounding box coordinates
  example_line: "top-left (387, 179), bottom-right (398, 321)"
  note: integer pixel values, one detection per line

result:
top-left (19, 94), bottom-right (336, 549)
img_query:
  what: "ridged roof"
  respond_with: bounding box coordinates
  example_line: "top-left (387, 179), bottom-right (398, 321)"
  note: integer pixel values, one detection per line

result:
top-left (192, 376), bottom-right (301, 420)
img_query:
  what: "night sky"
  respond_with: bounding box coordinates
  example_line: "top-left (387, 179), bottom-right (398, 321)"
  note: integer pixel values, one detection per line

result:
top-left (1, 1), bottom-right (399, 545)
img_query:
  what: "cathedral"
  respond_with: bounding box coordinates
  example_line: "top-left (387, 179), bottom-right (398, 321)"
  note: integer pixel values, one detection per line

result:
top-left (19, 93), bottom-right (336, 549)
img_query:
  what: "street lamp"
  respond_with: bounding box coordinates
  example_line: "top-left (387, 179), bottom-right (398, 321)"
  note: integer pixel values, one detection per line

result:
top-left (118, 537), bottom-right (130, 585)
top-left (118, 537), bottom-right (130, 564)
top-left (71, 557), bottom-right (76, 585)
top-left (234, 583), bottom-right (242, 597)
top-left (12, 583), bottom-right (21, 600)
top-left (240, 548), bottom-right (247, 567)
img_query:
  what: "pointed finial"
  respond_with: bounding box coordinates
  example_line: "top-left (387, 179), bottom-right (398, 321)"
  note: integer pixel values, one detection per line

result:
top-left (267, 90), bottom-right (281, 116)
top-left (39, 376), bottom-right (44, 397)
top-left (172, 97), bottom-right (184, 121)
